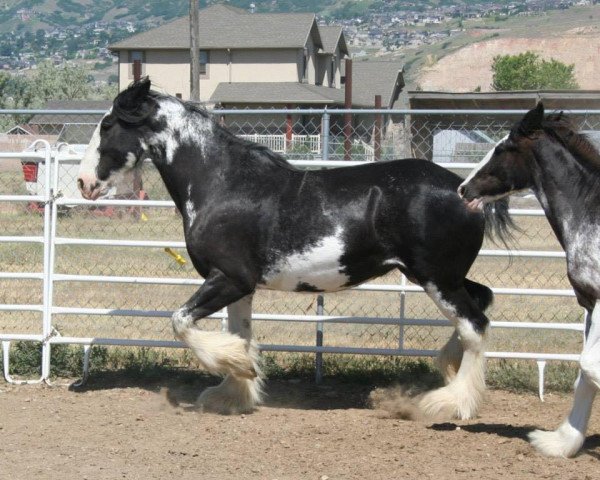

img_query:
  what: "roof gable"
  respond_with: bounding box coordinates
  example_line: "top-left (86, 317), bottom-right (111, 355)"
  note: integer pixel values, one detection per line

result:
top-left (349, 61), bottom-right (405, 108)
top-left (318, 26), bottom-right (349, 56)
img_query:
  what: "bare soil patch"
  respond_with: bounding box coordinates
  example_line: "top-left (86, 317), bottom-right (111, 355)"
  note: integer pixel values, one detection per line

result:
top-left (417, 35), bottom-right (600, 92)
top-left (1, 375), bottom-right (599, 479)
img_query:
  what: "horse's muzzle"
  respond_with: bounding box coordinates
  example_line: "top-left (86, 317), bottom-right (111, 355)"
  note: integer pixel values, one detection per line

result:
top-left (77, 176), bottom-right (103, 200)
top-left (457, 184), bottom-right (484, 212)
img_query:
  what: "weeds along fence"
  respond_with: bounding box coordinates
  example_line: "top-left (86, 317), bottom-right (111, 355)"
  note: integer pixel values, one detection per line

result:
top-left (2, 108), bottom-right (599, 395)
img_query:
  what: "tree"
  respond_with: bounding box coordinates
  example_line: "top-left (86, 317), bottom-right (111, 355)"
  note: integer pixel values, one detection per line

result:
top-left (0, 62), bottom-right (117, 132)
top-left (30, 61), bottom-right (92, 102)
top-left (0, 72), bottom-right (35, 132)
top-left (491, 51), bottom-right (579, 91)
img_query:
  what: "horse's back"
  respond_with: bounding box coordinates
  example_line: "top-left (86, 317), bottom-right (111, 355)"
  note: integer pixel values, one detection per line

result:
top-left (317, 158), bottom-right (463, 191)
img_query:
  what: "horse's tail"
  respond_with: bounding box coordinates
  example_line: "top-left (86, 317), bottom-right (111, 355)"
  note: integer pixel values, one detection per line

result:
top-left (464, 278), bottom-right (494, 312)
top-left (482, 198), bottom-right (517, 247)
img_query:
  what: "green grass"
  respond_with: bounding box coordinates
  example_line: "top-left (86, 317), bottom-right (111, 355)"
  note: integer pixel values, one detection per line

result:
top-left (0, 342), bottom-right (579, 394)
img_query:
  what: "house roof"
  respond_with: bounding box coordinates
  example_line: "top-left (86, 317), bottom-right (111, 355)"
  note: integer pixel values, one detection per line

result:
top-left (318, 26), bottom-right (349, 56)
top-left (110, 4), bottom-right (322, 50)
top-left (408, 90), bottom-right (600, 110)
top-left (210, 82), bottom-right (346, 106)
top-left (349, 61), bottom-right (405, 108)
top-left (211, 60), bottom-right (405, 109)
top-left (406, 91), bottom-right (600, 143)
top-left (28, 100), bottom-right (112, 125)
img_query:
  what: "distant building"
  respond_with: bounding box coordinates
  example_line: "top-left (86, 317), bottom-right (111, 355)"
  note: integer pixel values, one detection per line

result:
top-left (109, 4), bottom-right (404, 110)
top-left (27, 100), bottom-right (112, 144)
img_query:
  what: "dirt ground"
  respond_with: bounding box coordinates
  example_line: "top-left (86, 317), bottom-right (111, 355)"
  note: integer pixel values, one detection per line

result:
top-left (1, 374), bottom-right (599, 480)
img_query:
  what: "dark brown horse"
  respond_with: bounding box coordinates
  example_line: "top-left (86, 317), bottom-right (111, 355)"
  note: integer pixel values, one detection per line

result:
top-left (460, 103), bottom-right (600, 457)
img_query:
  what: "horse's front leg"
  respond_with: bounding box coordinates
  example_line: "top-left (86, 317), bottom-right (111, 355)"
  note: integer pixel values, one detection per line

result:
top-left (529, 304), bottom-right (600, 457)
top-left (172, 269), bottom-right (258, 388)
top-left (196, 294), bottom-right (264, 414)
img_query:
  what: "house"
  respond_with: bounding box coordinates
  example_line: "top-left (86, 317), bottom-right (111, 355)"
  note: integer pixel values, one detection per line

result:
top-left (108, 4), bottom-right (404, 110)
top-left (108, 4), bottom-right (404, 159)
top-left (27, 100), bottom-right (112, 144)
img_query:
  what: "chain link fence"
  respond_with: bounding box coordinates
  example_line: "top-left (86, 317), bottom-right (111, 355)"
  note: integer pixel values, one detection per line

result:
top-left (2, 107), bottom-right (598, 380)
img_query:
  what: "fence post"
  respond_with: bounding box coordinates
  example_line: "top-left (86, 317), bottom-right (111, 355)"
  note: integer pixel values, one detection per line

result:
top-left (374, 95), bottom-right (382, 161)
top-left (41, 141), bottom-right (55, 382)
top-left (399, 274), bottom-right (407, 352)
top-left (322, 110), bottom-right (330, 162)
top-left (315, 294), bottom-right (324, 384)
top-left (285, 104), bottom-right (293, 153)
top-left (344, 58), bottom-right (353, 160)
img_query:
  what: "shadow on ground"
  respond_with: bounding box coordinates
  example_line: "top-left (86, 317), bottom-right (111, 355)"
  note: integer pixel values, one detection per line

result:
top-left (430, 422), bottom-right (600, 459)
top-left (66, 365), bottom-right (444, 412)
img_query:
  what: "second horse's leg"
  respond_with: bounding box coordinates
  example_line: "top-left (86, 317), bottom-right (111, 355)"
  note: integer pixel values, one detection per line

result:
top-left (197, 294), bottom-right (264, 414)
top-left (529, 305), bottom-right (600, 457)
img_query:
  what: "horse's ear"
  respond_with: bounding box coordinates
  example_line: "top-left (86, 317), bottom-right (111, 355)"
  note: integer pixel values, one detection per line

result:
top-left (519, 102), bottom-right (545, 135)
top-left (114, 77), bottom-right (154, 124)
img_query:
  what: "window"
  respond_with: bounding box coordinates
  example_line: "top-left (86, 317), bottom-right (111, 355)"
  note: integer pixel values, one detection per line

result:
top-left (128, 50), bottom-right (145, 78)
top-left (199, 50), bottom-right (209, 76)
top-left (301, 47), bottom-right (309, 83)
top-left (329, 58), bottom-right (336, 87)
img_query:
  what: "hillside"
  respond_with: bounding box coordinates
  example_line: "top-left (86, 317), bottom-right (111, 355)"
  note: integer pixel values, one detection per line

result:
top-left (417, 29), bottom-right (600, 92)
top-left (397, 4), bottom-right (600, 91)
top-left (0, 0), bottom-right (533, 32)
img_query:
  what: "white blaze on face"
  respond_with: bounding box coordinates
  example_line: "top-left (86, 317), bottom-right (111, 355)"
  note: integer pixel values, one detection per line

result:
top-left (261, 226), bottom-right (349, 292)
top-left (77, 109), bottom-right (112, 199)
top-left (78, 116), bottom-right (103, 181)
top-left (459, 134), bottom-right (508, 192)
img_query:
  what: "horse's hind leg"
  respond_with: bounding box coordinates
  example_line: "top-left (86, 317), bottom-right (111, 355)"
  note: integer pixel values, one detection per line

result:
top-left (419, 282), bottom-right (488, 420)
top-left (529, 304), bottom-right (600, 457)
top-left (437, 279), bottom-right (492, 384)
top-left (197, 294), bottom-right (264, 414)
top-left (437, 330), bottom-right (463, 384)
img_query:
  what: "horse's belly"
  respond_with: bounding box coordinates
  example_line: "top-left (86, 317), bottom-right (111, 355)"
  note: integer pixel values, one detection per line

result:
top-left (260, 264), bottom-right (348, 292)
top-left (260, 232), bottom-right (350, 292)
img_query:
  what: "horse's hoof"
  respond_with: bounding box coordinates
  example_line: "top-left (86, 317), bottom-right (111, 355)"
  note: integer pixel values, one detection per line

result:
top-left (196, 375), bottom-right (263, 415)
top-left (529, 426), bottom-right (584, 458)
top-left (418, 386), bottom-right (480, 421)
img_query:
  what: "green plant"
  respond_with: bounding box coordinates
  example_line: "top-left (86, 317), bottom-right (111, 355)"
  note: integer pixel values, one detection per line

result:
top-left (491, 51), bottom-right (579, 91)
top-left (0, 342), bottom-right (109, 377)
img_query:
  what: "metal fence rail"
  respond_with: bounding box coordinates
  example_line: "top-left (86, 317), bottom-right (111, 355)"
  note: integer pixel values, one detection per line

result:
top-left (1, 108), bottom-right (596, 398)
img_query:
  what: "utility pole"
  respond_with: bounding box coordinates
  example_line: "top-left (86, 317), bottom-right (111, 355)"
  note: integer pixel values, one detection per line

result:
top-left (189, 0), bottom-right (200, 101)
top-left (343, 58), bottom-right (353, 161)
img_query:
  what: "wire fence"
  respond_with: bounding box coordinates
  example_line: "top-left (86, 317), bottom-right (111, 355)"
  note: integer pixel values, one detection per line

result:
top-left (1, 107), bottom-right (598, 390)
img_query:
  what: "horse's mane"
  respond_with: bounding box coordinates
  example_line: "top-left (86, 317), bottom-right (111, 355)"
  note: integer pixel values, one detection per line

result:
top-left (212, 120), bottom-right (299, 171)
top-left (541, 113), bottom-right (600, 172)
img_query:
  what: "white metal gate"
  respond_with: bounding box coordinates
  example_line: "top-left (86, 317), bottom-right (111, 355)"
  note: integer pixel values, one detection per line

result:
top-left (0, 145), bottom-right (583, 399)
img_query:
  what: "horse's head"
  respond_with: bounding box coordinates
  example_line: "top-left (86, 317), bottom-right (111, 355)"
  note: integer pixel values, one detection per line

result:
top-left (458, 102), bottom-right (545, 211)
top-left (78, 78), bottom-right (156, 200)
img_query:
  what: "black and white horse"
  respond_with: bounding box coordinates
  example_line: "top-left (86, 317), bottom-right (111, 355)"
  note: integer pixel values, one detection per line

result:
top-left (77, 78), bottom-right (511, 418)
top-left (460, 103), bottom-right (600, 457)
